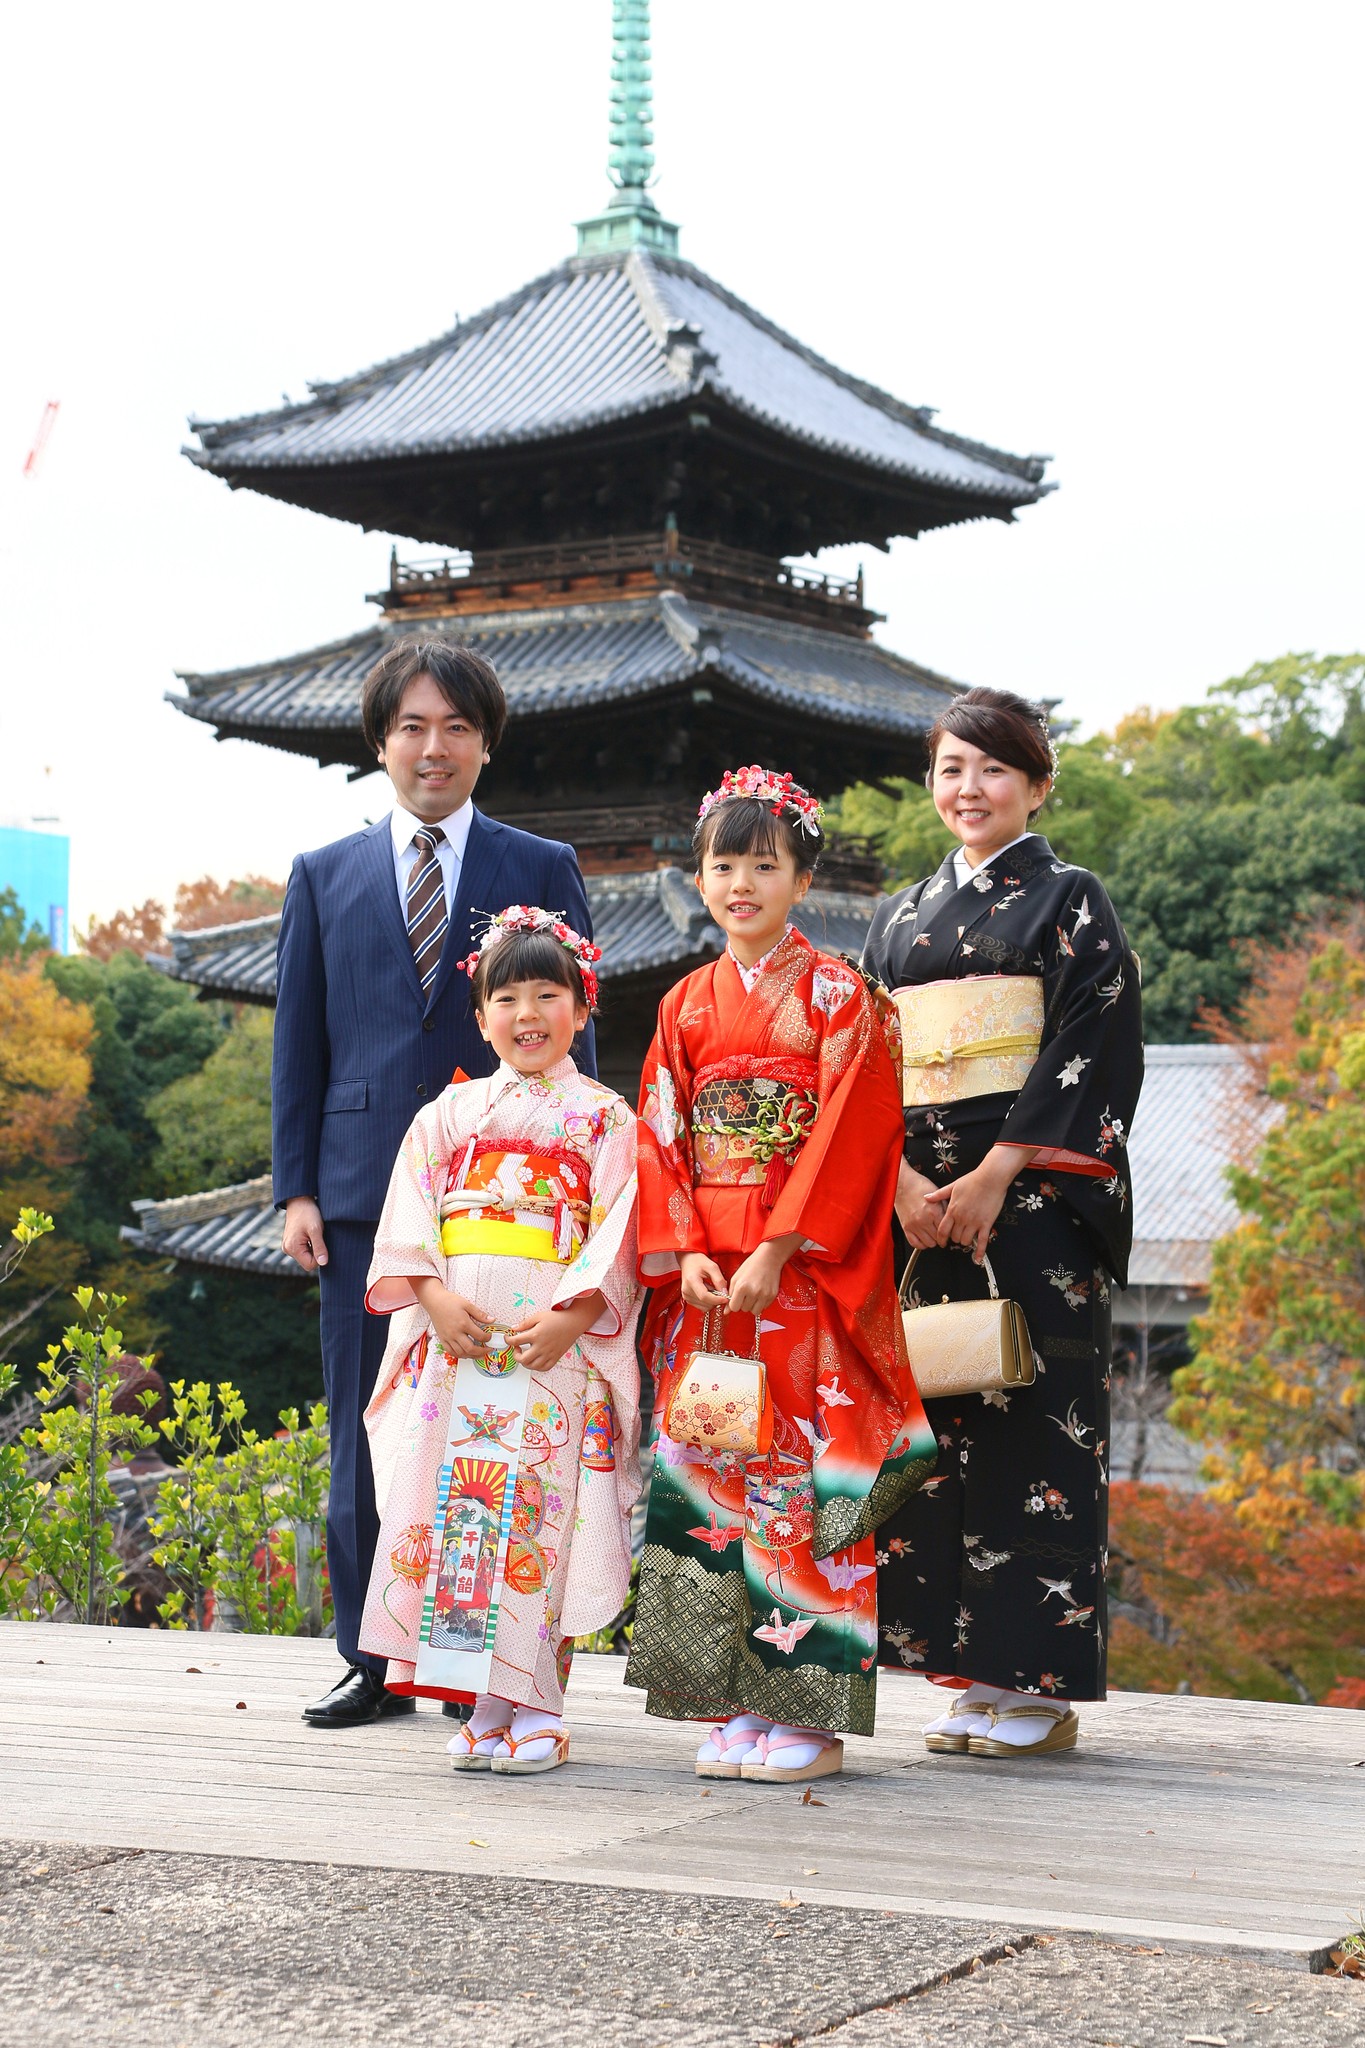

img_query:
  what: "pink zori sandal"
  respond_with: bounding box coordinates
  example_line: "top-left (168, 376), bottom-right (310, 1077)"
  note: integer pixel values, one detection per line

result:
top-left (740, 1730), bottom-right (844, 1783)
top-left (489, 1726), bottom-right (571, 1775)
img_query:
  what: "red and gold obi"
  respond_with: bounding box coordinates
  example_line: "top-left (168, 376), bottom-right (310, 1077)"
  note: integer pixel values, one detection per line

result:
top-left (439, 1141), bottom-right (592, 1265)
top-left (690, 1056), bottom-right (820, 1209)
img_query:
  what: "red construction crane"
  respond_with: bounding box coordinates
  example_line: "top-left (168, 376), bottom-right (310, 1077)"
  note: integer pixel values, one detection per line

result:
top-left (22, 401), bottom-right (60, 479)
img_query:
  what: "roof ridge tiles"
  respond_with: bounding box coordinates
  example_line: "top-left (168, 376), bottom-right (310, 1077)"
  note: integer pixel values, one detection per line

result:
top-left (640, 251), bottom-right (1049, 485)
top-left (185, 245), bottom-right (1050, 508)
top-left (188, 256), bottom-right (589, 449)
top-left (174, 624), bottom-right (382, 696)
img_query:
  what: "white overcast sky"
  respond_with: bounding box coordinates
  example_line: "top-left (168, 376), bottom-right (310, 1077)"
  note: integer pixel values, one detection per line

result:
top-left (2, 1), bottom-right (1361, 927)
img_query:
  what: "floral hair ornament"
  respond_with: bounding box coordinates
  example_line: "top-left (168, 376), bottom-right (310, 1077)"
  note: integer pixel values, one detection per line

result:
top-left (697, 765), bottom-right (825, 839)
top-left (460, 905), bottom-right (603, 1011)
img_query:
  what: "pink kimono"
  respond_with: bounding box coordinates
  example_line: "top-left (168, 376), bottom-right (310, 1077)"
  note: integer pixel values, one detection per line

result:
top-left (358, 1056), bottom-right (642, 1713)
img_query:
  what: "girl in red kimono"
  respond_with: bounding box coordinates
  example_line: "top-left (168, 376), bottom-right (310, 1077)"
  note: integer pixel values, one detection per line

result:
top-left (624, 767), bottom-right (936, 1782)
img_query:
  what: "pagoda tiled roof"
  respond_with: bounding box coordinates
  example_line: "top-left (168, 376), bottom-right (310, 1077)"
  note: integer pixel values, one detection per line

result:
top-left (172, 593), bottom-right (960, 767)
top-left (187, 251), bottom-right (1049, 520)
top-left (147, 870), bottom-right (880, 1010)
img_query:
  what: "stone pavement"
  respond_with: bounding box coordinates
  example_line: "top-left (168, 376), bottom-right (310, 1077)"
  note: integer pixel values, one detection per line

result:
top-left (2, 1842), bottom-right (1361, 2048)
top-left (1, 1624), bottom-right (1363, 2046)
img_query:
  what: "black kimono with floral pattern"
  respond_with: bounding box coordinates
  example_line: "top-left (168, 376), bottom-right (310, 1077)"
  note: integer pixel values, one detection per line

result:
top-left (862, 833), bottom-right (1142, 1699)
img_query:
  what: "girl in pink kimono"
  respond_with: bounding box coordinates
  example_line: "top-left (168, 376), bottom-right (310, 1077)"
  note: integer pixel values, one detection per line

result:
top-left (358, 909), bottom-right (642, 1775)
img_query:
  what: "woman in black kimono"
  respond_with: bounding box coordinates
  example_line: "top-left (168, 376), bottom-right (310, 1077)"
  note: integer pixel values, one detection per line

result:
top-left (863, 687), bottom-right (1142, 1757)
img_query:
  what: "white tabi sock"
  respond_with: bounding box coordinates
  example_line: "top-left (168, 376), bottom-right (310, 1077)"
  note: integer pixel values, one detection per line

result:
top-left (448, 1692), bottom-right (516, 1758)
top-left (922, 1682), bottom-right (1003, 1738)
top-left (695, 1712), bottom-right (771, 1765)
top-left (492, 1703), bottom-right (565, 1764)
top-left (979, 1687), bottom-right (1074, 1746)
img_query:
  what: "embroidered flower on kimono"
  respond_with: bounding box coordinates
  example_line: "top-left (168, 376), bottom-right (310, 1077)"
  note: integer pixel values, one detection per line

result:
top-left (419, 1400), bottom-right (439, 1423)
top-left (1057, 1055), bottom-right (1091, 1089)
top-left (811, 964), bottom-right (858, 1019)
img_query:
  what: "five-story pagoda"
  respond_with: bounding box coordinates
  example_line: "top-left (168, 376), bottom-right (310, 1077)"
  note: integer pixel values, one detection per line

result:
top-left (128, 0), bottom-right (1052, 1279)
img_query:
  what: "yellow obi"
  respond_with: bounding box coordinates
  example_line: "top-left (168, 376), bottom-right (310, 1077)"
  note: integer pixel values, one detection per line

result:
top-left (438, 1216), bottom-right (568, 1263)
top-left (894, 977), bottom-right (1044, 1107)
top-left (438, 1143), bottom-right (590, 1263)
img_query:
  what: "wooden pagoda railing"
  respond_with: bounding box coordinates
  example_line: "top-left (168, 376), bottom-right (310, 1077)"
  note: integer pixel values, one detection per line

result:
top-left (372, 527), bottom-right (882, 635)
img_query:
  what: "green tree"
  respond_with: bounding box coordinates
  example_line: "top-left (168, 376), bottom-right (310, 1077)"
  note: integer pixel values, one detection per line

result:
top-left (1109, 782), bottom-right (1365, 1040)
top-left (148, 1008), bottom-right (272, 1196)
top-left (44, 951), bottom-right (224, 1262)
top-left (149, 1265), bottom-right (322, 1434)
top-left (0, 888), bottom-right (48, 963)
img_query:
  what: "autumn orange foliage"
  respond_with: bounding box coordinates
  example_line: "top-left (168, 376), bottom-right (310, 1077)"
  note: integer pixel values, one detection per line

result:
top-left (1171, 930), bottom-right (1365, 1538)
top-left (0, 960), bottom-right (93, 1184)
top-left (80, 875), bottom-right (285, 961)
top-left (1108, 1481), bottom-right (1365, 1705)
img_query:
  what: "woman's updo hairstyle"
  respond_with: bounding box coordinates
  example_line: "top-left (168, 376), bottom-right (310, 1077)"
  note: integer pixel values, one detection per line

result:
top-left (924, 686), bottom-right (1057, 820)
top-left (468, 929), bottom-right (588, 1015)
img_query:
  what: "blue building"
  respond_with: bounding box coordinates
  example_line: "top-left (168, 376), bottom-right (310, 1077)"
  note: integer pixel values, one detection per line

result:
top-left (0, 826), bottom-right (69, 952)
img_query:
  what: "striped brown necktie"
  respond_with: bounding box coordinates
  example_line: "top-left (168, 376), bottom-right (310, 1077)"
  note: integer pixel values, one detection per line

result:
top-left (405, 825), bottom-right (447, 996)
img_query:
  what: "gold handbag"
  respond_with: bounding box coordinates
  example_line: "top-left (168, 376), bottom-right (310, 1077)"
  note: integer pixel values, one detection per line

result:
top-left (899, 1250), bottom-right (1035, 1399)
top-left (663, 1311), bottom-right (775, 1458)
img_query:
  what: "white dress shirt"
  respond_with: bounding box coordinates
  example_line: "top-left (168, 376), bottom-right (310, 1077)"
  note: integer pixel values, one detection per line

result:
top-left (952, 831), bottom-right (1033, 894)
top-left (390, 800), bottom-right (474, 917)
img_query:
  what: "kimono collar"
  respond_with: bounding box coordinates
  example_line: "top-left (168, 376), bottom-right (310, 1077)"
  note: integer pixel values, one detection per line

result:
top-left (727, 923), bottom-right (796, 992)
top-left (921, 832), bottom-right (1054, 905)
top-left (951, 830), bottom-right (1036, 893)
top-left (493, 1053), bottom-right (580, 1094)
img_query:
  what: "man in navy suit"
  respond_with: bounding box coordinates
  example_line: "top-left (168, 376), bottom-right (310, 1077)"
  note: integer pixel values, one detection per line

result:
top-left (274, 637), bottom-right (593, 1726)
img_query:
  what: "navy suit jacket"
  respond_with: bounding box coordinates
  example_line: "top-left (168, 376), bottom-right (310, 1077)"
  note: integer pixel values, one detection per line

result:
top-left (271, 808), bottom-right (595, 1223)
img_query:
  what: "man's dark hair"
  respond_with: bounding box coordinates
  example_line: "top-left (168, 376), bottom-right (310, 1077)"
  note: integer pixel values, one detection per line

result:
top-left (360, 638), bottom-right (508, 756)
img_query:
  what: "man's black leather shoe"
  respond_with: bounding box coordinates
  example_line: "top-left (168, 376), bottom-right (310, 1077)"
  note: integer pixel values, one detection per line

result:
top-left (302, 1664), bottom-right (417, 1726)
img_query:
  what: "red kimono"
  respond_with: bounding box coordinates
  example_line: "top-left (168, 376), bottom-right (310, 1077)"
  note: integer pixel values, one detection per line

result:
top-left (622, 928), bottom-right (935, 1736)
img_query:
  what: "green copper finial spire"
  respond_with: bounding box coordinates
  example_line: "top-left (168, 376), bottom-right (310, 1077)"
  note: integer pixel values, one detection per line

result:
top-left (577, 0), bottom-right (679, 258)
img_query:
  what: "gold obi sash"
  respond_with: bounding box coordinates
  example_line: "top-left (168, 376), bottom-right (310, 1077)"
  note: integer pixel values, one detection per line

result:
top-left (439, 1142), bottom-right (590, 1264)
top-left (691, 1057), bottom-right (819, 1206)
top-left (894, 977), bottom-right (1044, 1107)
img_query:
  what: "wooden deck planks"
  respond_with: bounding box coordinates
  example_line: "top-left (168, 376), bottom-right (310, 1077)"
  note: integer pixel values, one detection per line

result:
top-left (2, 1621), bottom-right (1361, 1961)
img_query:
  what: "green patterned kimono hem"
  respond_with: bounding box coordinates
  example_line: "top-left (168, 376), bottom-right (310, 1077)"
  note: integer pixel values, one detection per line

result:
top-left (624, 1545), bottom-right (878, 1736)
top-left (815, 1455), bottom-right (939, 1558)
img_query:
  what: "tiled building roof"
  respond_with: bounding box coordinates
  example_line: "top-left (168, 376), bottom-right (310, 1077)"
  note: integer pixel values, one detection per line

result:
top-left (148, 870), bottom-right (879, 1009)
top-left (1125, 1045), bottom-right (1278, 1291)
top-left (171, 594), bottom-right (962, 774)
top-left (188, 250), bottom-right (1050, 522)
top-left (123, 1178), bottom-right (287, 1276)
